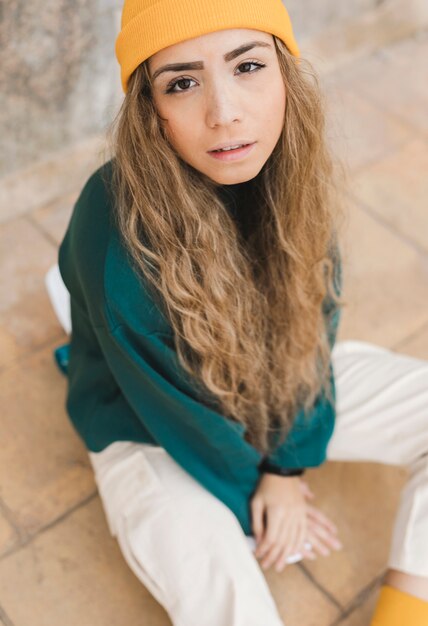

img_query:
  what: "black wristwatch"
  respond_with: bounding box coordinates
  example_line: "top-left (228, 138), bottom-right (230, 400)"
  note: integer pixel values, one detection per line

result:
top-left (258, 457), bottom-right (306, 477)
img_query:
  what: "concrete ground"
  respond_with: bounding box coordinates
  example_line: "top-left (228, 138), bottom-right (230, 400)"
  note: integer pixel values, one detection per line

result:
top-left (0, 29), bottom-right (427, 626)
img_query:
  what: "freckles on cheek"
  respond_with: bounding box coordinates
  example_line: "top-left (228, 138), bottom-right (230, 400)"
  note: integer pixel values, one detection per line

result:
top-left (163, 119), bottom-right (178, 142)
top-left (162, 121), bottom-right (185, 152)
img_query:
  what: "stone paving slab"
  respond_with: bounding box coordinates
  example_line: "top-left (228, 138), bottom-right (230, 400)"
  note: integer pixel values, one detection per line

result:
top-left (30, 191), bottom-right (77, 247)
top-left (0, 498), bottom-right (172, 626)
top-left (0, 217), bottom-right (63, 370)
top-left (336, 199), bottom-right (428, 348)
top-left (0, 496), bottom-right (341, 626)
top-left (302, 461), bottom-right (406, 606)
top-left (266, 562), bottom-right (341, 626)
top-left (0, 136), bottom-right (106, 224)
top-left (352, 139), bottom-right (428, 255)
top-left (0, 510), bottom-right (19, 558)
top-left (335, 583), bottom-right (382, 625)
top-left (324, 87), bottom-right (412, 174)
top-left (0, 341), bottom-right (95, 536)
top-left (323, 30), bottom-right (428, 136)
top-left (301, 3), bottom-right (428, 77)
top-left (396, 322), bottom-right (428, 358)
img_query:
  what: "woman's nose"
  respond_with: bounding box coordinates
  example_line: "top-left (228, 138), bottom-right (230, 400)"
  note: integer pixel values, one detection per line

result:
top-left (205, 84), bottom-right (242, 127)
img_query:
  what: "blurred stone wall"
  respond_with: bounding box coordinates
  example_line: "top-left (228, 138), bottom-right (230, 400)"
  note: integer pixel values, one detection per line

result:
top-left (1, 0), bottom-right (427, 190)
top-left (1, 0), bottom-right (123, 178)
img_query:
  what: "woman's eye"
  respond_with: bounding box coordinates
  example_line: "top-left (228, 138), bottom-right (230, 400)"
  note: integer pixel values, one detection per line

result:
top-left (164, 61), bottom-right (266, 95)
top-left (165, 77), bottom-right (197, 95)
top-left (237, 61), bottom-right (266, 75)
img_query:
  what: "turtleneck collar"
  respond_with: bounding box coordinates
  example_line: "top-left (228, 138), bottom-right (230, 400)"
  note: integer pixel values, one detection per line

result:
top-left (215, 174), bottom-right (262, 240)
top-left (216, 173), bottom-right (261, 211)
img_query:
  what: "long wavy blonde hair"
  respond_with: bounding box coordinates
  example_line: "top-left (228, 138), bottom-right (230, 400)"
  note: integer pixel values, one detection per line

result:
top-left (103, 34), bottom-right (348, 456)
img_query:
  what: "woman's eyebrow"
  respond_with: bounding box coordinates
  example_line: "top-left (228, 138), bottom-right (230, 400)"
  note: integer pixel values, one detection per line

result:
top-left (151, 40), bottom-right (272, 81)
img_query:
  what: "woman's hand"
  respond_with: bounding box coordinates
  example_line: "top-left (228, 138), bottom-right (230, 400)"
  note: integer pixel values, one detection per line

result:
top-left (297, 480), bottom-right (342, 555)
top-left (251, 473), bottom-right (311, 572)
top-left (251, 474), bottom-right (342, 572)
top-left (305, 502), bottom-right (343, 559)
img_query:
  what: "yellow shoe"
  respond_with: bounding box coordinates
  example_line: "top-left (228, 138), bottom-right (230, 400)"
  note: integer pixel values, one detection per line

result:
top-left (370, 584), bottom-right (428, 626)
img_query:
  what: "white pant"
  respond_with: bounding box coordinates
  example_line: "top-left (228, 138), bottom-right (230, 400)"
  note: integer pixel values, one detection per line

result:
top-left (88, 340), bottom-right (428, 626)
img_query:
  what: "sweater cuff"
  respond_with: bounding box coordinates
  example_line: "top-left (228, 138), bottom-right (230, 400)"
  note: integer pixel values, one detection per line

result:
top-left (258, 457), bottom-right (306, 477)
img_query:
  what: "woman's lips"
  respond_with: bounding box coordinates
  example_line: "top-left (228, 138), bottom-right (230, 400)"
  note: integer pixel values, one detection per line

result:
top-left (208, 142), bottom-right (256, 162)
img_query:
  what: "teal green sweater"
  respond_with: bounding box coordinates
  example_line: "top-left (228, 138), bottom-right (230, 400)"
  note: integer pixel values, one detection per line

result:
top-left (58, 159), bottom-right (342, 536)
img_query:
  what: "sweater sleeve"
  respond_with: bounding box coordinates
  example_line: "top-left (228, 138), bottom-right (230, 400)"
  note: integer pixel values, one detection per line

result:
top-left (89, 316), bottom-right (265, 534)
top-left (64, 296), bottom-right (161, 450)
top-left (260, 241), bottom-right (343, 473)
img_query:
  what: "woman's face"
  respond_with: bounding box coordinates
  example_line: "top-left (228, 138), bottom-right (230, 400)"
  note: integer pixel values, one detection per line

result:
top-left (148, 28), bottom-right (286, 185)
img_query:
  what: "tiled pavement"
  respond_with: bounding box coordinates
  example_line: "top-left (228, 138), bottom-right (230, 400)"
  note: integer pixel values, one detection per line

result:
top-left (1, 29), bottom-right (427, 626)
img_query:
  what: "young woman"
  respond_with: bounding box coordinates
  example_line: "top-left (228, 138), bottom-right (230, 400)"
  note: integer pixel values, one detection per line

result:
top-left (54, 0), bottom-right (428, 624)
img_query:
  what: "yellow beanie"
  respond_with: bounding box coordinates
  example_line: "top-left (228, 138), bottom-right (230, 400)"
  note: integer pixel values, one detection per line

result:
top-left (115, 0), bottom-right (300, 93)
